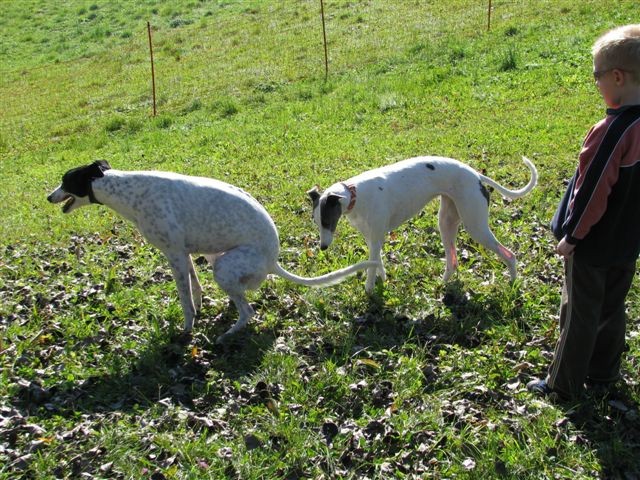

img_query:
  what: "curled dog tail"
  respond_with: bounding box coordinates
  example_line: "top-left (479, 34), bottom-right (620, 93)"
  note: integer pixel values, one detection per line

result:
top-left (272, 260), bottom-right (378, 287)
top-left (479, 156), bottom-right (538, 199)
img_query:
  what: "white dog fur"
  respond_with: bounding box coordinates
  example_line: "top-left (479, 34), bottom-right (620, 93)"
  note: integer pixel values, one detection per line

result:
top-left (47, 161), bottom-right (378, 342)
top-left (308, 156), bottom-right (537, 293)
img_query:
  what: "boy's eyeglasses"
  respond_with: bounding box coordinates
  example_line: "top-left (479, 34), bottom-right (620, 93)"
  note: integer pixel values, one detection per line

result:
top-left (593, 69), bottom-right (613, 80)
top-left (593, 68), bottom-right (631, 80)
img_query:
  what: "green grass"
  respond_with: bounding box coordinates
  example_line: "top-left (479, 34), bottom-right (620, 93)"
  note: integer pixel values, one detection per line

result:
top-left (1, 0), bottom-right (639, 478)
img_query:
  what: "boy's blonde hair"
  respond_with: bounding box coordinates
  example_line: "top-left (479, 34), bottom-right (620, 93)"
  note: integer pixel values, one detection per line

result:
top-left (592, 24), bottom-right (640, 83)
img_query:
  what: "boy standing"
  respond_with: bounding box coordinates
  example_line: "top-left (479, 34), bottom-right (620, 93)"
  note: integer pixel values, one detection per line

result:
top-left (528, 24), bottom-right (640, 400)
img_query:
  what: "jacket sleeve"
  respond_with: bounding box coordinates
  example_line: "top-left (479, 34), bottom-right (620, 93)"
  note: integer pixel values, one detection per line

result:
top-left (563, 120), bottom-right (622, 243)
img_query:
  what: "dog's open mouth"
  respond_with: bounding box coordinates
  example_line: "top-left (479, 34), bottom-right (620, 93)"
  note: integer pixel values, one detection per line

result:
top-left (61, 195), bottom-right (75, 213)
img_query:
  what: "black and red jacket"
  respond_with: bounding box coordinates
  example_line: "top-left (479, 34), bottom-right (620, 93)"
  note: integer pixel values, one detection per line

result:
top-left (551, 105), bottom-right (640, 266)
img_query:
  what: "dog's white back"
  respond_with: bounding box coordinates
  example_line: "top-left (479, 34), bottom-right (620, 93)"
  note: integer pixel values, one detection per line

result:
top-left (340, 157), bottom-right (482, 234)
top-left (94, 170), bottom-right (280, 257)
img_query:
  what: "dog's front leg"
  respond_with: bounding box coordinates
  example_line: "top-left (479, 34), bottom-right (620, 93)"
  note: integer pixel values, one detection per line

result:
top-left (187, 255), bottom-right (202, 312)
top-left (365, 237), bottom-right (386, 294)
top-left (165, 252), bottom-right (197, 332)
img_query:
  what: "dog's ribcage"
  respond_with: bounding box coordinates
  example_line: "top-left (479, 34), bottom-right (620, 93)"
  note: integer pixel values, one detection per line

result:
top-left (94, 171), bottom-right (279, 255)
top-left (346, 157), bottom-right (477, 233)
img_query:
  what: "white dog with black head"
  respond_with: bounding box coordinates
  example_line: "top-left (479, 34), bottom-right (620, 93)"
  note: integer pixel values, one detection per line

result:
top-left (308, 156), bottom-right (537, 293)
top-left (48, 161), bottom-right (379, 342)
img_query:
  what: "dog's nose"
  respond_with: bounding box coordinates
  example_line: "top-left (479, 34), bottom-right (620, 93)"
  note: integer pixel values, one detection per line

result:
top-left (320, 244), bottom-right (328, 251)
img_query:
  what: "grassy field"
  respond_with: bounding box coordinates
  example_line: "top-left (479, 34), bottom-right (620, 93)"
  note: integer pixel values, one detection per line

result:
top-left (1, 0), bottom-right (639, 478)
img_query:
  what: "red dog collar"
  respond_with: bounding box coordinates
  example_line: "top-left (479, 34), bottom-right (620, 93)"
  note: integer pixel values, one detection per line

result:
top-left (340, 182), bottom-right (357, 212)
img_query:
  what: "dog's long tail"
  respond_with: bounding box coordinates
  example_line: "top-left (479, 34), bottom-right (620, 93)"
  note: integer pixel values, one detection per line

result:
top-left (479, 156), bottom-right (538, 199)
top-left (272, 260), bottom-right (378, 287)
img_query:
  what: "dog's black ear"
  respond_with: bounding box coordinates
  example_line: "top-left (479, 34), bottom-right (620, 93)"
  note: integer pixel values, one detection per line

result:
top-left (93, 160), bottom-right (111, 175)
top-left (307, 186), bottom-right (321, 208)
top-left (326, 193), bottom-right (345, 206)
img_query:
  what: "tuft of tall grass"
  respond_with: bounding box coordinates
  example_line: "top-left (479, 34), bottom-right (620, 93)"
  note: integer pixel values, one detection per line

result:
top-left (498, 45), bottom-right (518, 72)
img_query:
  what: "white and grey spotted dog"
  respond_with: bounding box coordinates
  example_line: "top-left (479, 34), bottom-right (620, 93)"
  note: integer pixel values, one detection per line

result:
top-left (308, 156), bottom-right (537, 293)
top-left (47, 160), bottom-right (379, 342)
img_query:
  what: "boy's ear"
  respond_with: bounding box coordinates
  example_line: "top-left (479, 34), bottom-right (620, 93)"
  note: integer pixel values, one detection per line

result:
top-left (613, 68), bottom-right (627, 85)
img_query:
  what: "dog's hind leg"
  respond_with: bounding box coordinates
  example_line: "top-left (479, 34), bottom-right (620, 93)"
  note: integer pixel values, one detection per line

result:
top-left (365, 236), bottom-right (386, 294)
top-left (165, 252), bottom-right (197, 332)
top-left (211, 245), bottom-right (268, 342)
top-left (456, 201), bottom-right (517, 282)
top-left (187, 255), bottom-right (202, 312)
top-left (496, 243), bottom-right (517, 281)
top-left (216, 294), bottom-right (255, 343)
top-left (439, 196), bottom-right (461, 282)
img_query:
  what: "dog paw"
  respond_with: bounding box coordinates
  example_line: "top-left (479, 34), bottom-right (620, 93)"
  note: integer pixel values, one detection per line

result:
top-left (443, 269), bottom-right (456, 283)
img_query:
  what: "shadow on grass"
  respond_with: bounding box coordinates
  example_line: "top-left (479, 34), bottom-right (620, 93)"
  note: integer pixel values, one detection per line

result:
top-left (555, 389), bottom-right (640, 478)
top-left (10, 279), bottom-right (519, 421)
top-left (12, 310), bottom-right (276, 418)
top-left (354, 281), bottom-right (640, 476)
top-left (351, 279), bottom-right (524, 351)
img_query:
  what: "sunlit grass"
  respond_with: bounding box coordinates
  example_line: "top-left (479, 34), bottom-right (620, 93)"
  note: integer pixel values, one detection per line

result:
top-left (1, 1), bottom-right (639, 479)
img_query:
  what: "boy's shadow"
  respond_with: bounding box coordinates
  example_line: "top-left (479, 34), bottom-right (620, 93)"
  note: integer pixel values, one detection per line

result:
top-left (557, 392), bottom-right (640, 478)
top-left (362, 281), bottom-right (640, 476)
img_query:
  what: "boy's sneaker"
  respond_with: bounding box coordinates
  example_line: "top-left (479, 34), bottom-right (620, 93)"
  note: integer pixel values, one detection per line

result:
top-left (526, 378), bottom-right (554, 396)
top-left (526, 378), bottom-right (569, 402)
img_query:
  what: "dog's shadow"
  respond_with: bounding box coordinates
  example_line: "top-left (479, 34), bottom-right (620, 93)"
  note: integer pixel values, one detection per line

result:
top-left (14, 314), bottom-right (276, 418)
top-left (14, 279), bottom-right (516, 419)
top-left (354, 279), bottom-right (523, 350)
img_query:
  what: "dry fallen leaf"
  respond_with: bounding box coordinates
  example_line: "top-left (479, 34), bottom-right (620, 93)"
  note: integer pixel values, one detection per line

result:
top-left (462, 457), bottom-right (476, 470)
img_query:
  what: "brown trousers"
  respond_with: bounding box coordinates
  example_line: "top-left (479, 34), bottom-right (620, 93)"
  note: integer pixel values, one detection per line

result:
top-left (546, 256), bottom-right (636, 398)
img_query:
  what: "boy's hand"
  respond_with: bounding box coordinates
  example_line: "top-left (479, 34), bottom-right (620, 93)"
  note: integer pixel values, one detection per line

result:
top-left (556, 237), bottom-right (576, 258)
